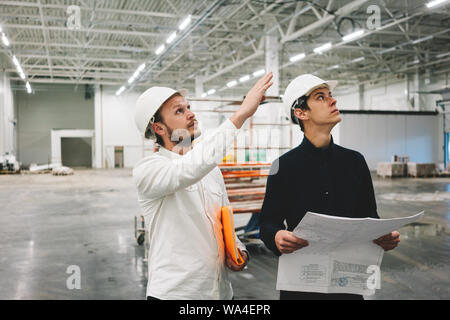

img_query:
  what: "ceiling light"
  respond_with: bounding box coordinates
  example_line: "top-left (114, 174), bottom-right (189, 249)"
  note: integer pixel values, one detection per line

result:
top-left (137, 63), bottom-right (145, 72)
top-left (201, 92), bottom-right (207, 98)
top-left (115, 86), bottom-right (125, 96)
top-left (166, 32), bottom-right (177, 44)
top-left (314, 42), bottom-right (332, 54)
top-left (378, 47), bottom-right (396, 54)
top-left (426, 0), bottom-right (449, 8)
top-left (127, 76), bottom-right (135, 84)
top-left (155, 44), bottom-right (165, 55)
top-left (239, 75), bottom-right (250, 83)
top-left (12, 55), bottom-right (19, 66)
top-left (227, 80), bottom-right (237, 88)
top-left (179, 15), bottom-right (191, 31)
top-left (289, 53), bottom-right (306, 62)
top-left (2, 33), bottom-right (9, 47)
top-left (252, 69), bottom-right (265, 77)
top-left (207, 89), bottom-right (216, 95)
top-left (351, 57), bottom-right (365, 63)
top-left (342, 29), bottom-right (365, 42)
top-left (327, 64), bottom-right (339, 70)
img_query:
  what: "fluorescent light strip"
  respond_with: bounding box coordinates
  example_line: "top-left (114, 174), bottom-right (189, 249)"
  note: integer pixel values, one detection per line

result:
top-left (26, 82), bottom-right (32, 94)
top-left (2, 33), bottom-right (9, 47)
top-left (351, 57), bottom-right (365, 63)
top-left (207, 89), bottom-right (216, 95)
top-left (342, 29), bottom-right (365, 42)
top-left (155, 44), bottom-right (165, 55)
top-left (252, 69), bottom-right (265, 77)
top-left (201, 92), bottom-right (207, 98)
top-left (12, 55), bottom-right (19, 66)
top-left (426, 0), bottom-right (449, 8)
top-left (115, 86), bottom-right (125, 96)
top-left (378, 47), bottom-right (396, 54)
top-left (289, 53), bottom-right (306, 62)
top-left (227, 80), bottom-right (237, 88)
top-left (239, 75), bottom-right (250, 83)
top-left (179, 15), bottom-right (191, 31)
top-left (166, 32), bottom-right (177, 44)
top-left (314, 42), bottom-right (332, 54)
top-left (327, 64), bottom-right (339, 70)
top-left (137, 63), bottom-right (145, 72)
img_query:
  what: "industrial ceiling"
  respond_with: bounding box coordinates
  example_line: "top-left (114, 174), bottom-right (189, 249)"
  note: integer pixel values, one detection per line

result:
top-left (1, 0), bottom-right (449, 96)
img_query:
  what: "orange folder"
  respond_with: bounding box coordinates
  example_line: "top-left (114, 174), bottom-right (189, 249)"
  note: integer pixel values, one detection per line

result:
top-left (221, 206), bottom-right (245, 266)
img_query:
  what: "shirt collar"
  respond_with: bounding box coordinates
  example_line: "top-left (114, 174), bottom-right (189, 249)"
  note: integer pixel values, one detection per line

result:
top-left (300, 135), bottom-right (335, 156)
top-left (158, 145), bottom-right (182, 159)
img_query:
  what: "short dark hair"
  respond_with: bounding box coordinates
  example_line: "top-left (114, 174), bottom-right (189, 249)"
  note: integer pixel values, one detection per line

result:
top-left (291, 95), bottom-right (310, 132)
top-left (145, 108), bottom-right (164, 146)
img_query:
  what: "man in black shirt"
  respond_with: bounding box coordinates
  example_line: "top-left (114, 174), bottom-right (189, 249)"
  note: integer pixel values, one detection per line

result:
top-left (260, 74), bottom-right (400, 300)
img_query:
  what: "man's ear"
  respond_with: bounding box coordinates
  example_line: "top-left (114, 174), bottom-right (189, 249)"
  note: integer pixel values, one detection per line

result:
top-left (152, 122), bottom-right (165, 136)
top-left (293, 108), bottom-right (309, 122)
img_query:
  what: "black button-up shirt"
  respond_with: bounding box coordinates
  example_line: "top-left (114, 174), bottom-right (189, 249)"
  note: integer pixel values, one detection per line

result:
top-left (260, 135), bottom-right (379, 257)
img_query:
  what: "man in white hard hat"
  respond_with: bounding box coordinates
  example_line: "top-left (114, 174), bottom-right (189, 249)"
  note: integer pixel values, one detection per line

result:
top-left (260, 74), bottom-right (400, 300)
top-left (133, 73), bottom-right (273, 300)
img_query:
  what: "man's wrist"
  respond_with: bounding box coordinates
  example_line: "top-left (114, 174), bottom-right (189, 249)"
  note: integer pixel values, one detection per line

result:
top-left (230, 110), bottom-right (246, 129)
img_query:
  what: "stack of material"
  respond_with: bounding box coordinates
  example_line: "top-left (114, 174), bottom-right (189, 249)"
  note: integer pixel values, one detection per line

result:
top-left (219, 162), bottom-right (270, 214)
top-left (407, 163), bottom-right (436, 177)
top-left (52, 166), bottom-right (74, 176)
top-left (377, 162), bottom-right (407, 178)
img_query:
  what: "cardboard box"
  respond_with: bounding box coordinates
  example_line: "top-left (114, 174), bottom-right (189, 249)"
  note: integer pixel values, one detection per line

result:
top-left (377, 162), bottom-right (407, 177)
top-left (407, 163), bottom-right (436, 177)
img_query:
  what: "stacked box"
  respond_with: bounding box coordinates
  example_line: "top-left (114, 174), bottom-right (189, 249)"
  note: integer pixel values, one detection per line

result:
top-left (377, 162), bottom-right (407, 177)
top-left (407, 163), bottom-right (436, 177)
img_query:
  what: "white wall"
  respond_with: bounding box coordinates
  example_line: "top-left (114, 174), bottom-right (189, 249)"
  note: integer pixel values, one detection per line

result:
top-left (338, 112), bottom-right (443, 170)
top-left (96, 87), bottom-right (143, 168)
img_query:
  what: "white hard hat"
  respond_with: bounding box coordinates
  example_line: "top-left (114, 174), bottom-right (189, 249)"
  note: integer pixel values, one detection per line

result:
top-left (283, 74), bottom-right (338, 124)
top-left (134, 86), bottom-right (183, 139)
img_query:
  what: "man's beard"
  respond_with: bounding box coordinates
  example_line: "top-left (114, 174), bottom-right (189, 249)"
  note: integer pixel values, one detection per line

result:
top-left (168, 125), bottom-right (201, 145)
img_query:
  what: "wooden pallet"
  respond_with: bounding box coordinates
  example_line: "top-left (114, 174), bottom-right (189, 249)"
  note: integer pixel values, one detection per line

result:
top-left (0, 170), bottom-right (20, 175)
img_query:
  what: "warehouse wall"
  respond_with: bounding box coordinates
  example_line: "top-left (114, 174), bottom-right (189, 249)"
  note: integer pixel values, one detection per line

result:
top-left (336, 73), bottom-right (448, 111)
top-left (0, 70), bottom-right (15, 157)
top-left (338, 112), bottom-right (443, 170)
top-left (96, 85), bottom-right (443, 170)
top-left (15, 84), bottom-right (95, 166)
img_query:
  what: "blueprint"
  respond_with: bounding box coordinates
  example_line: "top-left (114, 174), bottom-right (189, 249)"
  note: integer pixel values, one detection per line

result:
top-left (276, 211), bottom-right (424, 295)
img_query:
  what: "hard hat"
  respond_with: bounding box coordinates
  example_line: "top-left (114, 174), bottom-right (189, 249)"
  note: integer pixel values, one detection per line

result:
top-left (134, 86), bottom-right (183, 139)
top-left (283, 74), bottom-right (338, 124)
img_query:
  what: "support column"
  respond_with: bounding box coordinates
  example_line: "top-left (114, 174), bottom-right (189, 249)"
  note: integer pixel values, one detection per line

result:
top-left (94, 84), bottom-right (103, 168)
top-left (413, 69), bottom-right (422, 110)
top-left (358, 83), bottom-right (365, 110)
top-left (265, 35), bottom-right (279, 97)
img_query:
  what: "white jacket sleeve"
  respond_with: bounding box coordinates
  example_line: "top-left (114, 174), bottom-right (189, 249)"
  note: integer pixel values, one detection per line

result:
top-left (133, 119), bottom-right (239, 200)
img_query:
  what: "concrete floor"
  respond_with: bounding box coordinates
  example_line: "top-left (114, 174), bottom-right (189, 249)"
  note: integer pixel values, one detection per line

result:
top-left (0, 169), bottom-right (448, 300)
